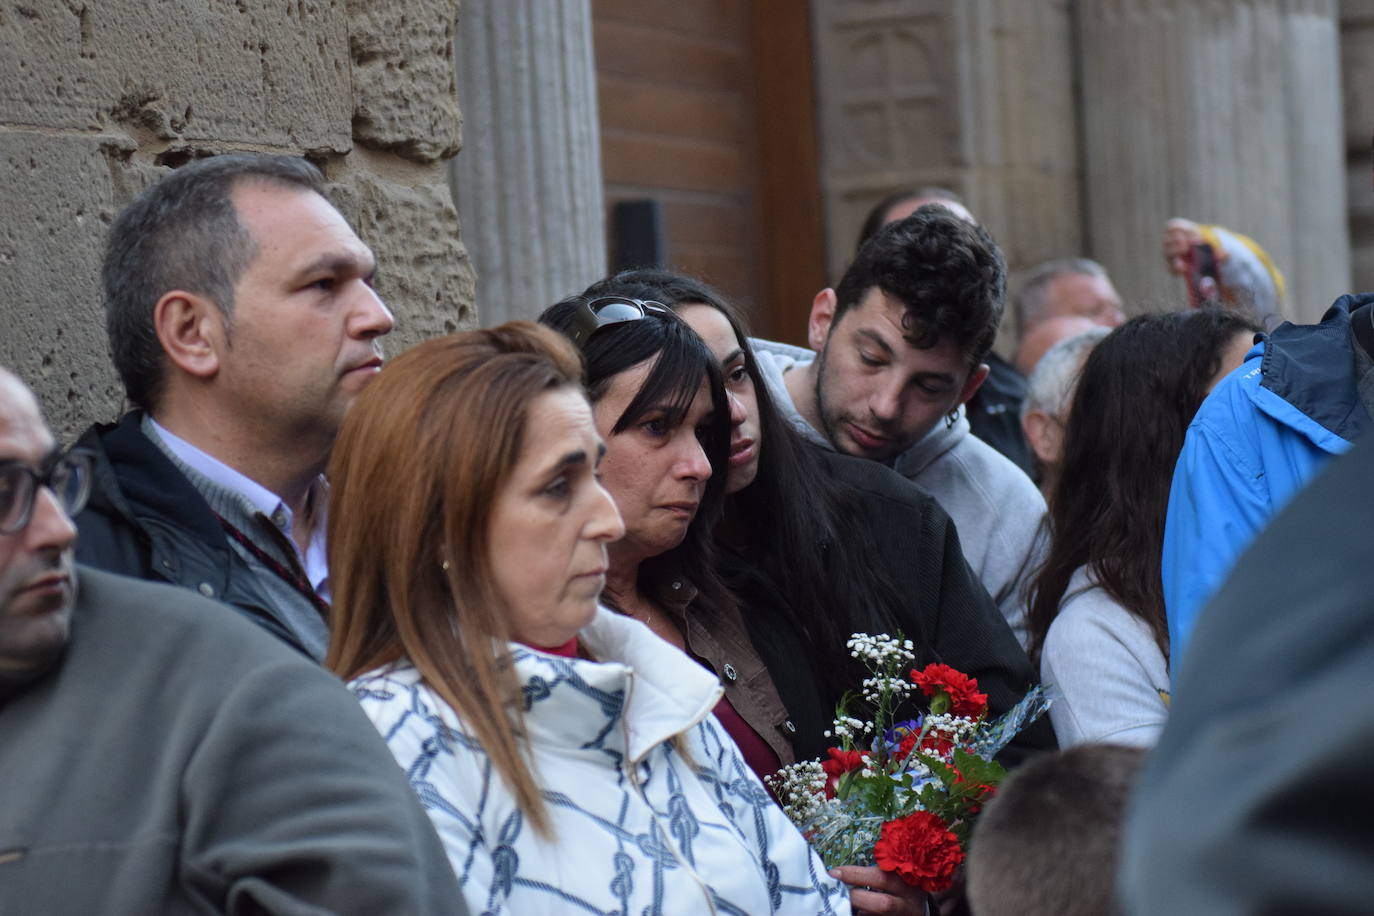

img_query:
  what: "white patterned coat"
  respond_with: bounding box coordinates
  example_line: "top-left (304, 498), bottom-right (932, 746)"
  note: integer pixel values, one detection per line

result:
top-left (352, 607), bottom-right (850, 916)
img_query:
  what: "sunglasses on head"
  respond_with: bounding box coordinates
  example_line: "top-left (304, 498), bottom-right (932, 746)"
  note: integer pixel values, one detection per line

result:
top-left (566, 296), bottom-right (675, 350)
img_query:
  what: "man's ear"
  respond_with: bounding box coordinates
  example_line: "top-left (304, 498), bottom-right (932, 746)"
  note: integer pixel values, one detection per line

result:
top-left (807, 288), bottom-right (838, 352)
top-left (958, 362), bottom-right (991, 406)
top-left (153, 290), bottom-right (224, 381)
top-left (1022, 408), bottom-right (1061, 467)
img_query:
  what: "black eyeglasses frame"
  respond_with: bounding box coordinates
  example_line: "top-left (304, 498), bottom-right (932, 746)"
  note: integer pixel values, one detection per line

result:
top-left (0, 449), bottom-right (95, 536)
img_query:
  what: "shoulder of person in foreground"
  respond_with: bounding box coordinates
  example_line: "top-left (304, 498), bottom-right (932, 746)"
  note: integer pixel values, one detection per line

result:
top-left (1119, 436), bottom-right (1374, 915)
top-left (81, 567), bottom-right (465, 914)
top-left (1039, 574), bottom-right (1168, 749)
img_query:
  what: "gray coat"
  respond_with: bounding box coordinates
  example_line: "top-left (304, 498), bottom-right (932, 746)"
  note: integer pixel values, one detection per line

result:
top-left (0, 567), bottom-right (464, 915)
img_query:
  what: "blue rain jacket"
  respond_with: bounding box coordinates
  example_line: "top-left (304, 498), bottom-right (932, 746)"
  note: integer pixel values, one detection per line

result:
top-left (1163, 294), bottom-right (1373, 665)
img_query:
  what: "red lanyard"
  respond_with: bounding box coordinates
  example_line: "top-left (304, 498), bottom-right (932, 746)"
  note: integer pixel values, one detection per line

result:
top-left (213, 512), bottom-right (331, 621)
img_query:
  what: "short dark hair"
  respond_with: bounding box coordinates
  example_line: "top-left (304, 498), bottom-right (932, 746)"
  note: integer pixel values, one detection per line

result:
top-left (102, 153), bottom-right (326, 411)
top-left (855, 187), bottom-right (967, 250)
top-left (967, 744), bottom-right (1146, 916)
top-left (834, 205), bottom-right (1006, 367)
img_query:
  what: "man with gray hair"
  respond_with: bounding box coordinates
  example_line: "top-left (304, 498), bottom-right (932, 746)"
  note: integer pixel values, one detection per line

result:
top-left (1014, 258), bottom-right (1125, 351)
top-left (1021, 325), bottom-right (1110, 499)
top-left (73, 153), bottom-right (394, 660)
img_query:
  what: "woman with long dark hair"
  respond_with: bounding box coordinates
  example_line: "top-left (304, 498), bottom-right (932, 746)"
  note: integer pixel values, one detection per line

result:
top-left (1027, 308), bottom-right (1260, 747)
top-left (327, 323), bottom-right (848, 914)
top-left (536, 297), bottom-right (801, 768)
top-left (544, 289), bottom-right (974, 913)
top-left (568, 270), bottom-right (1054, 769)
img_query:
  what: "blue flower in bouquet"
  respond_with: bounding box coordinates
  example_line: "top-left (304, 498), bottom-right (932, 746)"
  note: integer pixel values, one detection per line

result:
top-left (876, 718), bottom-right (924, 757)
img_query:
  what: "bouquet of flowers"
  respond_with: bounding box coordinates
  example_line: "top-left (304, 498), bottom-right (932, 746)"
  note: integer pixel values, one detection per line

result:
top-left (765, 634), bottom-right (1050, 893)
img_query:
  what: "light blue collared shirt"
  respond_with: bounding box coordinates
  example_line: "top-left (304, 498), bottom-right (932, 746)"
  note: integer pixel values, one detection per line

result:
top-left (148, 418), bottom-right (330, 597)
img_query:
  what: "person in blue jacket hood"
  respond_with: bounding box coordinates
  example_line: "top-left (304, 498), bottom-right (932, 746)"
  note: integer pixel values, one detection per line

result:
top-left (1162, 293), bottom-right (1374, 665)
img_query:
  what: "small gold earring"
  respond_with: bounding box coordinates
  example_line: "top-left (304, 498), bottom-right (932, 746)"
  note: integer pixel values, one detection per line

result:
top-left (441, 559), bottom-right (450, 571)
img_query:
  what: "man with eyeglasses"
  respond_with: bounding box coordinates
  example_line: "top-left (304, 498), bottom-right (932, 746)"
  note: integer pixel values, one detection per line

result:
top-left (72, 152), bottom-right (393, 660)
top-left (0, 373), bottom-right (85, 690)
top-left (0, 367), bottom-right (465, 912)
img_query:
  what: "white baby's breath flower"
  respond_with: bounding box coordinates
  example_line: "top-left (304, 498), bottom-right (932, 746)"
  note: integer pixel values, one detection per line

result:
top-left (765, 760), bottom-right (828, 821)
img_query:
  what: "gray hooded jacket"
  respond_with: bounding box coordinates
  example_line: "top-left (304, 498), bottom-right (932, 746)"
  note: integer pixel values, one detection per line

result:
top-left (751, 338), bottom-right (1045, 647)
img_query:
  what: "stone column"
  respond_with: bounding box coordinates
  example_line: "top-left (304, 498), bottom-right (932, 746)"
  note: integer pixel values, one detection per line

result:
top-left (450, 0), bottom-right (607, 326)
top-left (1340, 0), bottom-right (1374, 292)
top-left (1078, 0), bottom-right (1349, 322)
top-left (809, 0), bottom-right (1082, 352)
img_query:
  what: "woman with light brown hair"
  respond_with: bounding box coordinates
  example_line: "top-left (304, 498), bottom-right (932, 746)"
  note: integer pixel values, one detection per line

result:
top-left (326, 322), bottom-right (849, 916)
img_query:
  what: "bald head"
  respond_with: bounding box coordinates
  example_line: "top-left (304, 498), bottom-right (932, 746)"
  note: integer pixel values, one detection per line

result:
top-left (0, 370), bottom-right (44, 442)
top-left (856, 188), bottom-right (978, 251)
top-left (0, 367), bottom-right (78, 695)
top-left (882, 194), bottom-right (976, 227)
top-left (1015, 315), bottom-right (1102, 377)
top-left (1015, 259), bottom-right (1125, 341)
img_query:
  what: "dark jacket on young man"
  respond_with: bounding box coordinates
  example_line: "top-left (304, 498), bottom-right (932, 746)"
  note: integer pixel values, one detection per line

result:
top-left (966, 352), bottom-right (1033, 475)
top-left (0, 567), bottom-right (464, 915)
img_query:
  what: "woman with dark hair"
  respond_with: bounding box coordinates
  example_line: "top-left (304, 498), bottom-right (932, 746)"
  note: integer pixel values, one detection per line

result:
top-left (1027, 308), bottom-right (1261, 747)
top-left (567, 271), bottom-right (1054, 764)
top-left (536, 298), bottom-right (798, 758)
top-left (327, 322), bottom-right (848, 914)
top-left (545, 281), bottom-right (1044, 913)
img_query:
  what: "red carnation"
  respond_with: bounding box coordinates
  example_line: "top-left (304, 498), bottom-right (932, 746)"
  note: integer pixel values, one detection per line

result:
top-left (911, 663), bottom-right (988, 718)
top-left (951, 768), bottom-right (997, 813)
top-left (873, 810), bottom-right (965, 893)
top-left (895, 729), bottom-right (954, 762)
top-left (821, 748), bottom-right (866, 798)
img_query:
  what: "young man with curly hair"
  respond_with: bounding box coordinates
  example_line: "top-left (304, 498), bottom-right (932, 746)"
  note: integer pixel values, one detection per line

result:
top-left (752, 207), bottom-right (1046, 646)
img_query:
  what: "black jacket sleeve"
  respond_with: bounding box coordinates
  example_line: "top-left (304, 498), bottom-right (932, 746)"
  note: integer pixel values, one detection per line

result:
top-left (821, 451), bottom-right (1056, 763)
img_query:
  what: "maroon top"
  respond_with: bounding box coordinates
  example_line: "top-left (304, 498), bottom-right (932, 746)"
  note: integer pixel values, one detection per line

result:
top-left (710, 691), bottom-right (782, 782)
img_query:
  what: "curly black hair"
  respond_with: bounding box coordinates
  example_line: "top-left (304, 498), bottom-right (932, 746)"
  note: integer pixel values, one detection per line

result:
top-left (834, 205), bottom-right (1006, 367)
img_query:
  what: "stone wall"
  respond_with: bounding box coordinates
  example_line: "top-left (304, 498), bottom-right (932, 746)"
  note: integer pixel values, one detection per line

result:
top-left (0, 0), bottom-right (475, 443)
top-left (810, 0), bottom-right (1350, 332)
top-left (809, 0), bottom-right (1083, 356)
top-left (1078, 0), bottom-right (1348, 323)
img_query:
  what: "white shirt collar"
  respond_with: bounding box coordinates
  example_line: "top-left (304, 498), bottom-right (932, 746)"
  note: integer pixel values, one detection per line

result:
top-left (147, 417), bottom-right (330, 594)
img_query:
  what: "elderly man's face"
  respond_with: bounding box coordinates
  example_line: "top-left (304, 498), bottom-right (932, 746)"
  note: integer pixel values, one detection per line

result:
top-left (1042, 272), bottom-right (1125, 329)
top-left (0, 373), bottom-right (77, 690)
